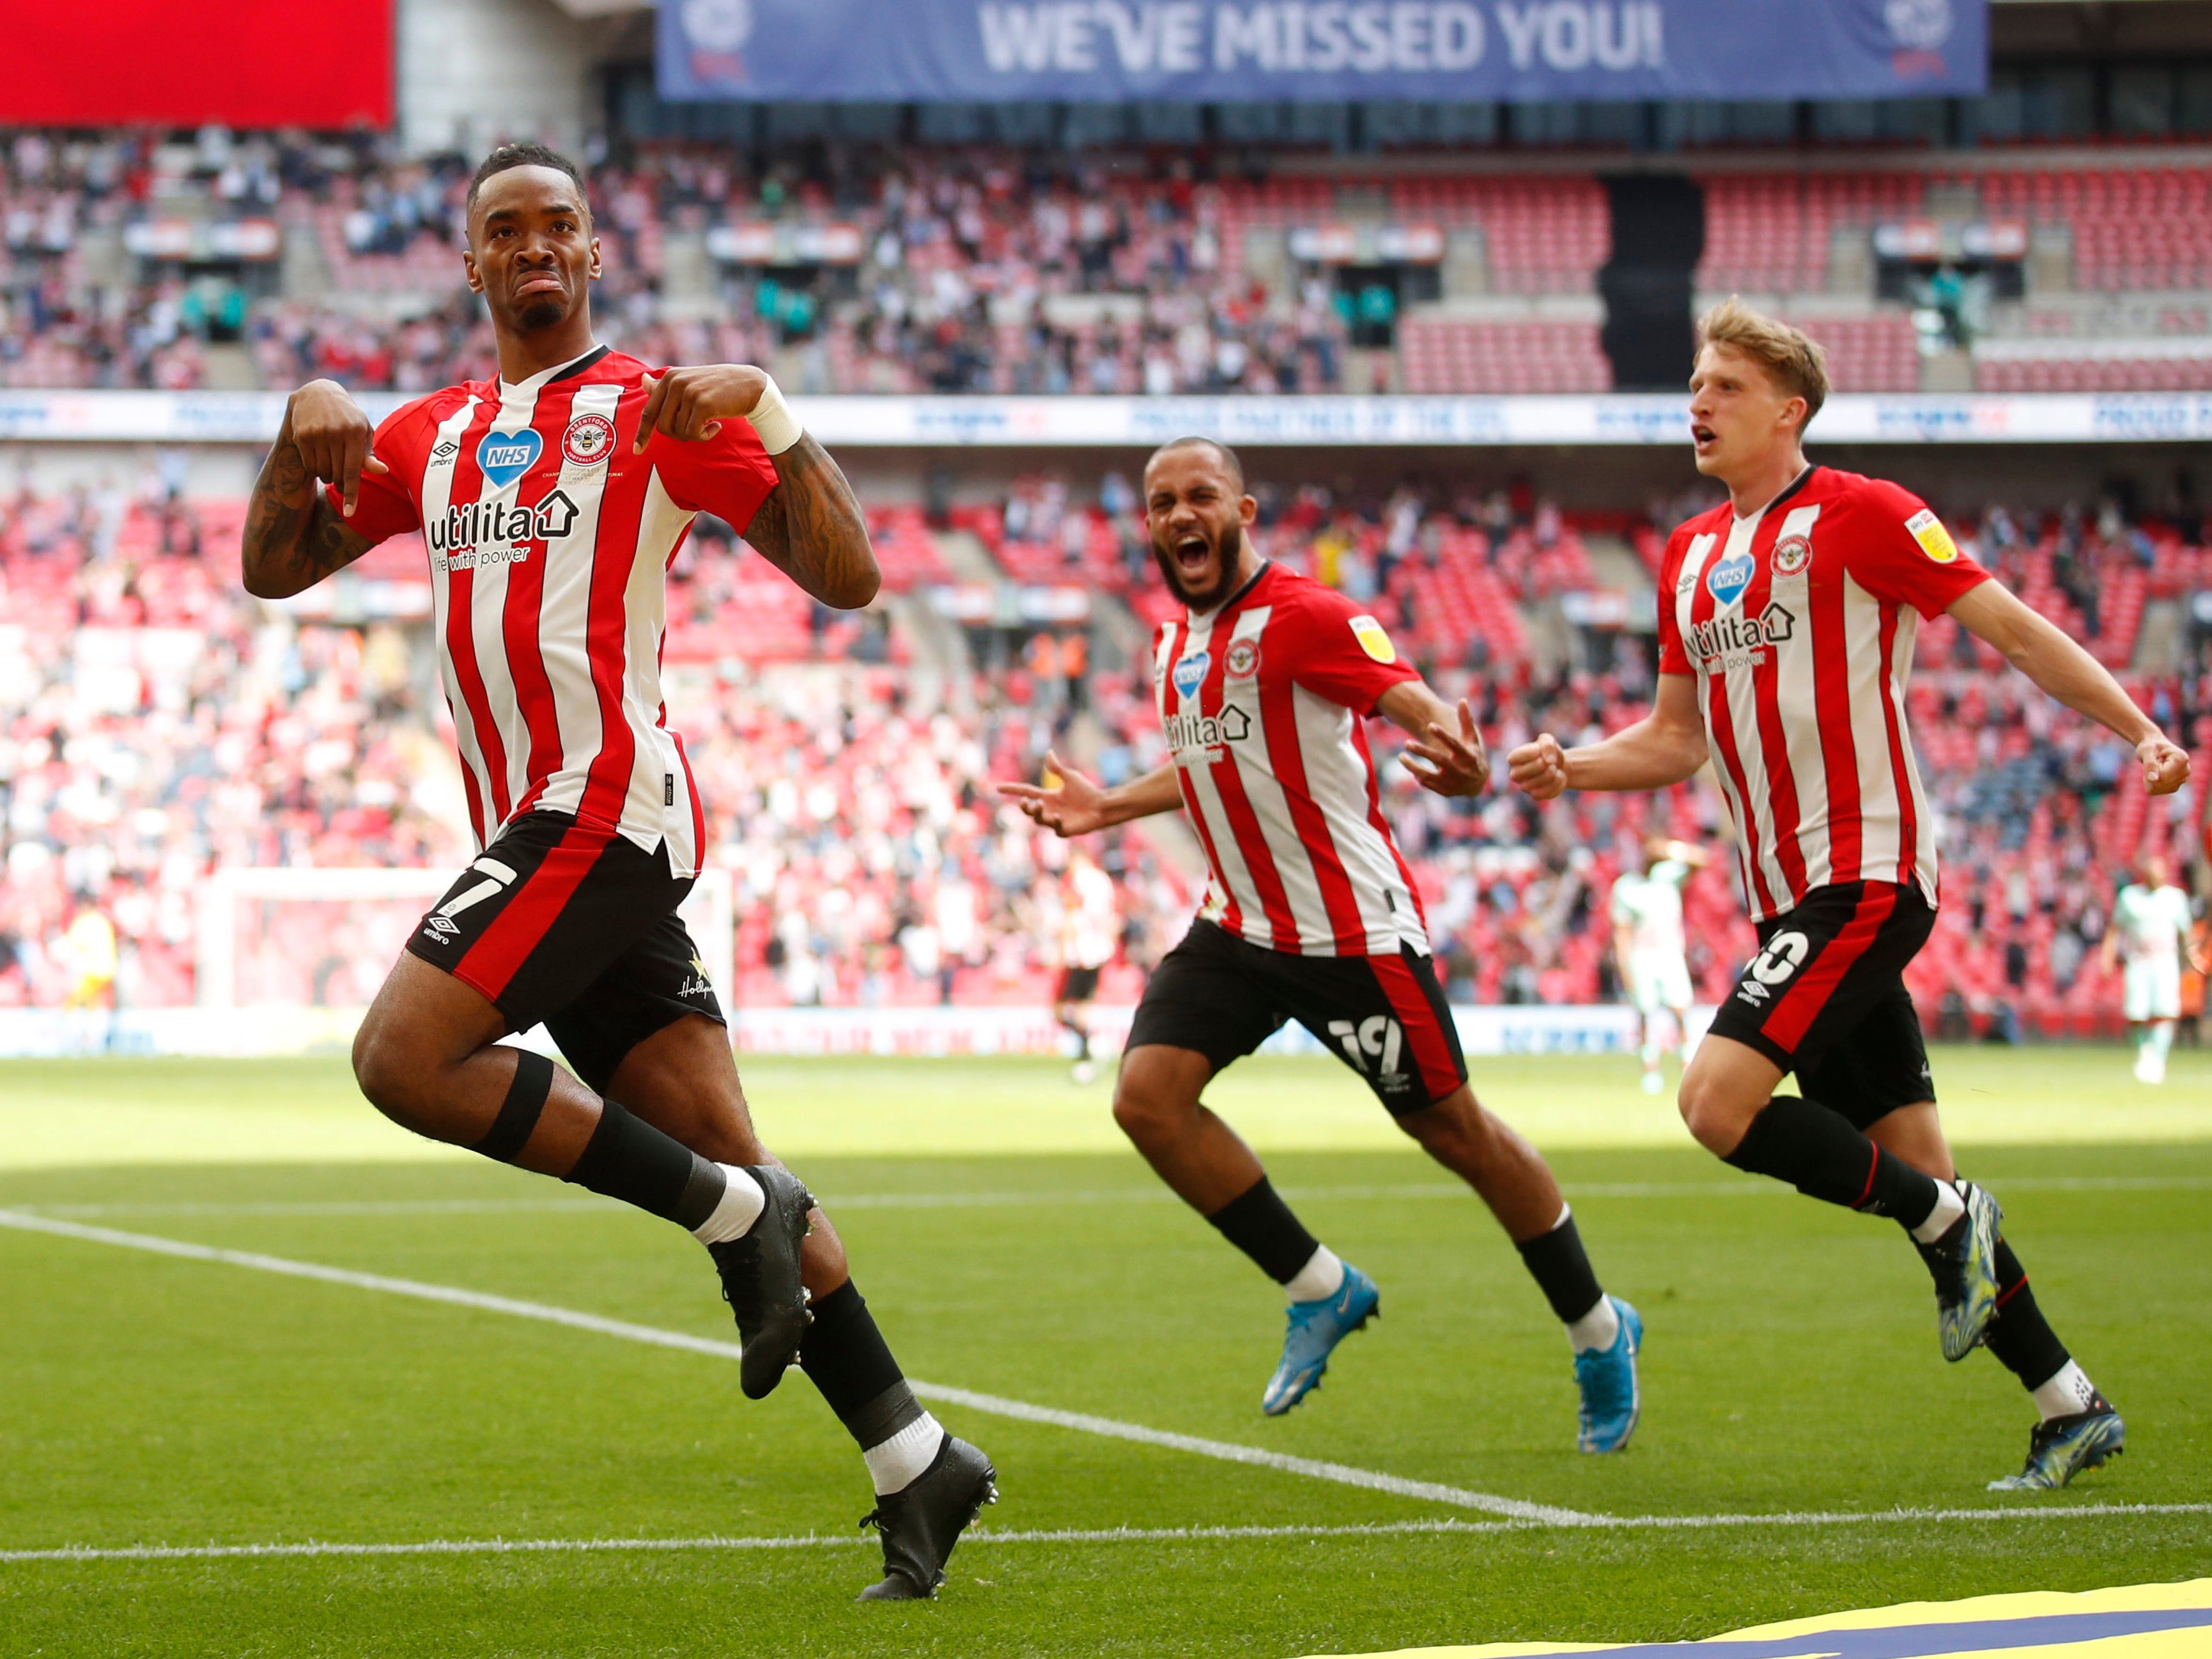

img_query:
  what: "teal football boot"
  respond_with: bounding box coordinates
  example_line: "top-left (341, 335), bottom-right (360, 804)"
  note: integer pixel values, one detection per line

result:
top-left (1261, 1263), bottom-right (1380, 1416)
top-left (1574, 1295), bottom-right (1643, 1453)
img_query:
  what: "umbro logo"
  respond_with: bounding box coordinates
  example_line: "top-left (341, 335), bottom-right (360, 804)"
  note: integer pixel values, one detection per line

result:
top-left (422, 915), bottom-right (460, 941)
top-left (1735, 980), bottom-right (1771, 1005)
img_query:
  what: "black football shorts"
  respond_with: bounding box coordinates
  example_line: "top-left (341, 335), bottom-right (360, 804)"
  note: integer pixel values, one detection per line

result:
top-left (405, 810), bottom-right (725, 1093)
top-left (1705, 879), bottom-right (1937, 1130)
top-left (1127, 917), bottom-right (1468, 1115)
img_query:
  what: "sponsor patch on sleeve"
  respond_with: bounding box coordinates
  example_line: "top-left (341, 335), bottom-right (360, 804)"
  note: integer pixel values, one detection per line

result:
top-left (1905, 507), bottom-right (1959, 564)
top-left (1348, 615), bottom-right (1396, 663)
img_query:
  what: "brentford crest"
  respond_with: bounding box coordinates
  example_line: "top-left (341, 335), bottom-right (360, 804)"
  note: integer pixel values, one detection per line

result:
top-left (1772, 534), bottom-right (1813, 576)
top-left (562, 413), bottom-right (616, 467)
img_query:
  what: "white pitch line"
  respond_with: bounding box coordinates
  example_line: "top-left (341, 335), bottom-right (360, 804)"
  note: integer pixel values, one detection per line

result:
top-left (0, 1208), bottom-right (1590, 1528)
top-left (20, 1171), bottom-right (2206, 1222)
top-left (10, 1503), bottom-right (2209, 1568)
top-left (0, 1518), bottom-right (1518, 1566)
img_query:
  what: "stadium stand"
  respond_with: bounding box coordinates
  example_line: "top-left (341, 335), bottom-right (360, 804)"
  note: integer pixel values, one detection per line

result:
top-left (1, 477), bottom-right (2202, 1040)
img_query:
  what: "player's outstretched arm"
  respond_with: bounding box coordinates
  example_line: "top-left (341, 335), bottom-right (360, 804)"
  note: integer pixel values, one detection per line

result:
top-left (998, 752), bottom-right (1182, 837)
top-left (1949, 581), bottom-right (2190, 796)
top-left (1507, 674), bottom-right (1708, 800)
top-left (241, 380), bottom-right (383, 598)
top-left (1375, 681), bottom-right (1489, 798)
top-left (637, 364), bottom-right (879, 609)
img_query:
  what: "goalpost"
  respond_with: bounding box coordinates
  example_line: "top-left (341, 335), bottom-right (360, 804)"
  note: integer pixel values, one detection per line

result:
top-left (194, 866), bottom-right (736, 1029)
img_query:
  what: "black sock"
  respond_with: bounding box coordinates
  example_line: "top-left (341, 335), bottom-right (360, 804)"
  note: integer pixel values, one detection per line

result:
top-left (1983, 1237), bottom-right (2072, 1393)
top-left (561, 1097), bottom-right (725, 1229)
top-left (1723, 1095), bottom-right (1940, 1228)
top-left (1515, 1209), bottom-right (1605, 1325)
top-left (800, 1281), bottom-right (927, 1451)
top-left (1076, 1031), bottom-right (1092, 1061)
top-left (1205, 1176), bottom-right (1321, 1285)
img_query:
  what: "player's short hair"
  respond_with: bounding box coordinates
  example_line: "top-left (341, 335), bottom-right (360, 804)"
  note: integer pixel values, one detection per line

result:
top-left (1146, 436), bottom-right (1246, 497)
top-left (466, 142), bottom-right (590, 219)
top-left (1696, 297), bottom-right (1829, 430)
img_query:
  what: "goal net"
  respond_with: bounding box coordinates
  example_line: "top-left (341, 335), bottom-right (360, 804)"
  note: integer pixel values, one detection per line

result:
top-left (195, 866), bottom-right (735, 1020)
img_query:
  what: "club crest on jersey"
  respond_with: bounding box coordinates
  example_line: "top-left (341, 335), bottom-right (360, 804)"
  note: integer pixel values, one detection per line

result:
top-left (1224, 638), bottom-right (1260, 679)
top-left (1772, 534), bottom-right (1812, 576)
top-left (1170, 650), bottom-right (1211, 700)
top-left (1706, 549), bottom-right (1755, 608)
top-left (561, 413), bottom-right (616, 467)
top-left (476, 428), bottom-right (543, 490)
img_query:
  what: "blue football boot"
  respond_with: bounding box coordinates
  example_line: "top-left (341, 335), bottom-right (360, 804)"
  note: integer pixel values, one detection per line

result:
top-left (1261, 1263), bottom-right (1380, 1416)
top-left (1988, 1395), bottom-right (2125, 1492)
top-left (1574, 1295), bottom-right (1643, 1453)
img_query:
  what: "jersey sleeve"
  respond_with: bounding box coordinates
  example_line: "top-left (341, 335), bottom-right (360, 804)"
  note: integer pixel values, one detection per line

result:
top-left (1840, 478), bottom-right (1990, 619)
top-left (1281, 587), bottom-right (1420, 713)
top-left (320, 400), bottom-right (429, 543)
top-left (1655, 526), bottom-right (1694, 675)
top-left (646, 415), bottom-right (780, 532)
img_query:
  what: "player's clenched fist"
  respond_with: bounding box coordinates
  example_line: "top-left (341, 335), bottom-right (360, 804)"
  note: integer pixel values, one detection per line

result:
top-left (633, 364), bottom-right (771, 450)
top-left (2139, 735), bottom-right (2192, 796)
top-left (1506, 732), bottom-right (1570, 801)
top-left (283, 378), bottom-right (387, 516)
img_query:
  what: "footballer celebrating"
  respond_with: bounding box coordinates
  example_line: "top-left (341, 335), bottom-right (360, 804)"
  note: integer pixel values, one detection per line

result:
top-left (240, 144), bottom-right (992, 1599)
top-left (1508, 300), bottom-right (2192, 1490)
top-left (1004, 438), bottom-right (1643, 1451)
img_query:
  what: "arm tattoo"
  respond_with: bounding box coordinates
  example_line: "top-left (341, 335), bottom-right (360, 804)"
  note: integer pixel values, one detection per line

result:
top-left (741, 436), bottom-right (880, 608)
top-left (240, 436), bottom-right (373, 598)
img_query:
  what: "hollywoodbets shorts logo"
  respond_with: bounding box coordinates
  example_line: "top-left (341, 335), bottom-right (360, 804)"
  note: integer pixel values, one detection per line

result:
top-left (428, 490), bottom-right (580, 570)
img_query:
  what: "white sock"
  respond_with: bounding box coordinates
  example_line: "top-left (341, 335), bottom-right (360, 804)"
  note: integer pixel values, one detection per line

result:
top-left (1908, 1179), bottom-right (1967, 1245)
top-left (689, 1166), bottom-right (766, 1246)
top-left (862, 1412), bottom-right (946, 1495)
top-left (2149, 1022), bottom-right (2174, 1071)
top-left (1283, 1244), bottom-right (1347, 1303)
top-left (2030, 1361), bottom-right (2098, 1423)
top-left (1566, 1295), bottom-right (1620, 1354)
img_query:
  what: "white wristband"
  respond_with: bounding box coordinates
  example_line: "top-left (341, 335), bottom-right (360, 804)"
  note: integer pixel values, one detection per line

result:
top-left (742, 373), bottom-right (802, 456)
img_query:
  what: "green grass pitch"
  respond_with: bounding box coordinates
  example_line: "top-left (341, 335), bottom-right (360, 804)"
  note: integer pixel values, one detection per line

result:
top-left (1, 1045), bottom-right (2208, 1658)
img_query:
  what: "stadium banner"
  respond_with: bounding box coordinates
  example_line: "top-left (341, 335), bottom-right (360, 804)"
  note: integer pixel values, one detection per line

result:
top-left (0, 1), bottom-right (393, 129)
top-left (658, 0), bottom-right (1986, 104)
top-left (10, 389), bottom-right (2212, 449)
top-left (0, 1003), bottom-right (1702, 1060)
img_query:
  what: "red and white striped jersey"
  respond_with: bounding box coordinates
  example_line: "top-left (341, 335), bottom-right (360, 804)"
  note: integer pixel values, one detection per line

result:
top-left (1657, 465), bottom-right (1988, 922)
top-left (332, 345), bottom-right (778, 877)
top-left (1152, 562), bottom-right (1428, 957)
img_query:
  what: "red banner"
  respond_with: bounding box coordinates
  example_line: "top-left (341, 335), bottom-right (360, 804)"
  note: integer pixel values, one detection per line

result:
top-left (0, 1), bottom-right (392, 129)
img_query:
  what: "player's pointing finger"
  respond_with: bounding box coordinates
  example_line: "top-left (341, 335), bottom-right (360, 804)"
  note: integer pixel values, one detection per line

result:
top-left (633, 374), bottom-right (665, 454)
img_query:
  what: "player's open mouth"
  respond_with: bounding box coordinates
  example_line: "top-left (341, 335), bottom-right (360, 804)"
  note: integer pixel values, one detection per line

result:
top-left (1173, 533), bottom-right (1212, 575)
top-left (1691, 423), bottom-right (1717, 450)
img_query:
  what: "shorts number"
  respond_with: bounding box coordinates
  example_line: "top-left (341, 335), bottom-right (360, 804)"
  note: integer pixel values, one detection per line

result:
top-left (1327, 1016), bottom-right (1403, 1077)
top-left (1747, 930), bottom-right (1811, 985)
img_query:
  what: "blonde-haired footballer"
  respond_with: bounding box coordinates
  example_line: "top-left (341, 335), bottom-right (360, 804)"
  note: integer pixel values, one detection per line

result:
top-left (1509, 298), bottom-right (2190, 1492)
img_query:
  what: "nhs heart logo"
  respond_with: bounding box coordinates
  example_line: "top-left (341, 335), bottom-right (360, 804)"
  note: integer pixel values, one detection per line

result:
top-left (1170, 650), bottom-right (1211, 700)
top-left (477, 428), bottom-right (543, 490)
top-left (1706, 550), bottom-right (1755, 609)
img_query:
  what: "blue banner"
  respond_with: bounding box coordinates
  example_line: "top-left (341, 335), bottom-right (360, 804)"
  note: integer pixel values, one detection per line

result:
top-left (658, 0), bottom-right (1986, 104)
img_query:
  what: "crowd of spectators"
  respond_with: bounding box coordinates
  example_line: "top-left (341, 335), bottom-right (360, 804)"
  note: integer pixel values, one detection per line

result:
top-left (0, 472), bottom-right (2204, 1043)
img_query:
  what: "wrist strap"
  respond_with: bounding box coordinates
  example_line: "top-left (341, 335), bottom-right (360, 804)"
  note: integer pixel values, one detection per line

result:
top-left (743, 373), bottom-right (803, 456)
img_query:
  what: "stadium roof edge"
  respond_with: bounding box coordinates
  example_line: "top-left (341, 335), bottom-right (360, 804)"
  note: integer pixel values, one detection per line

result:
top-left (6, 392), bottom-right (2212, 447)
